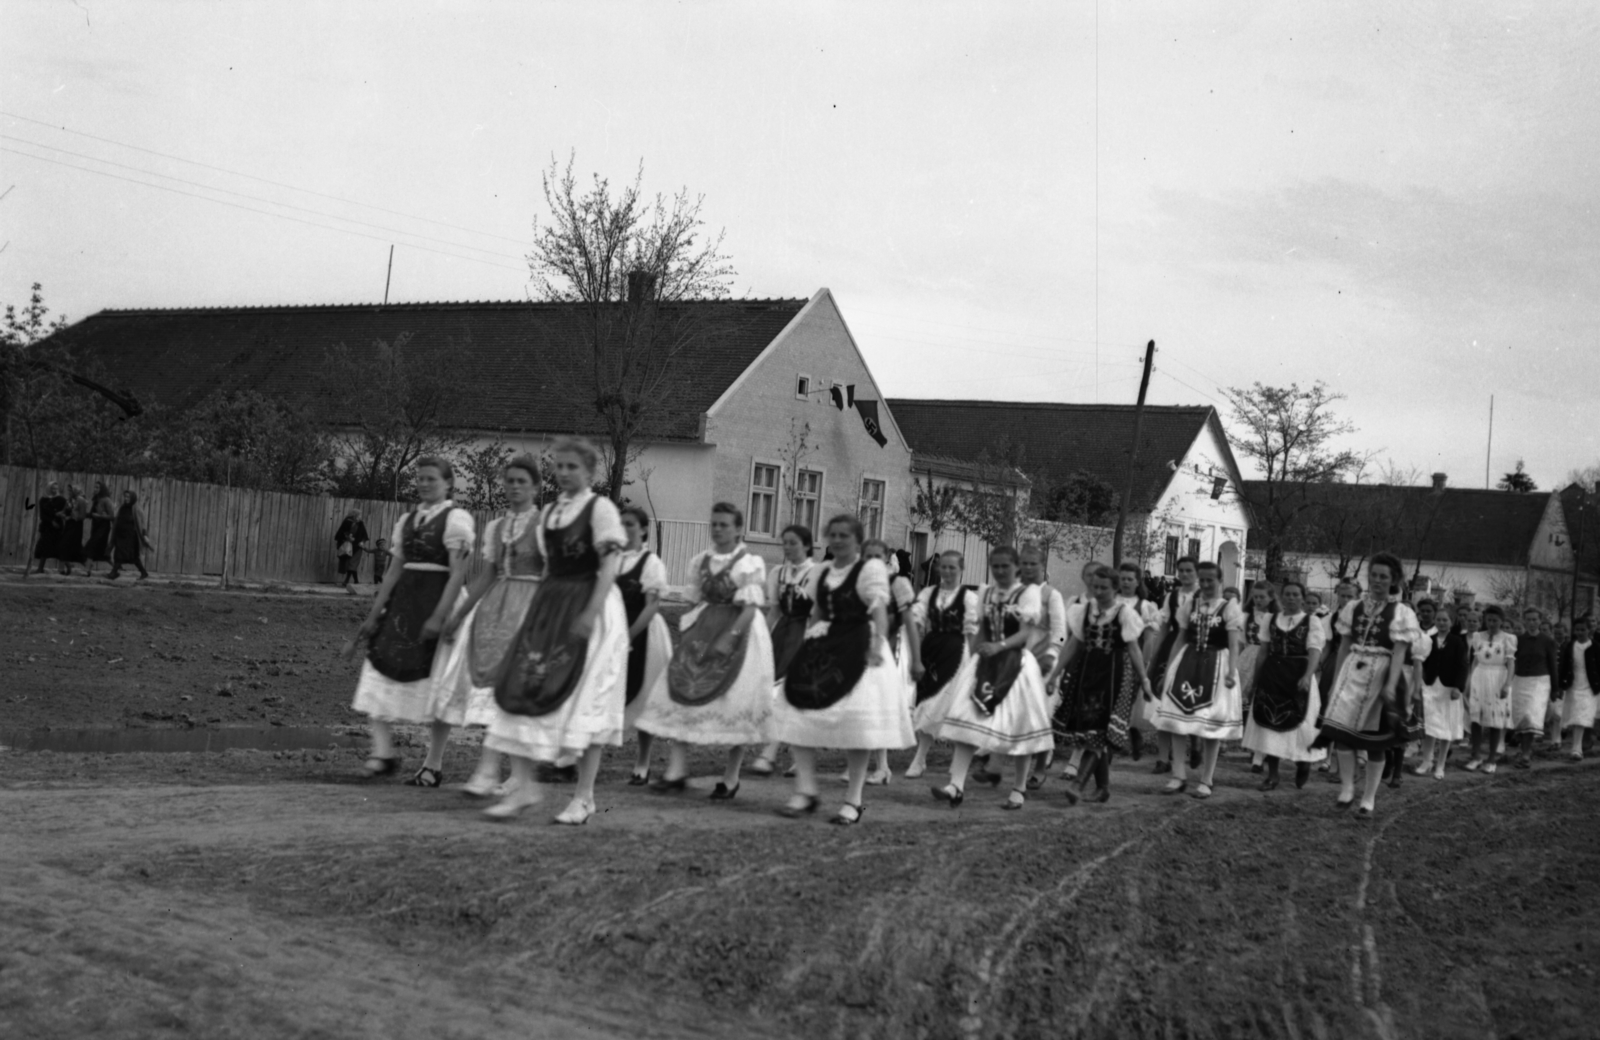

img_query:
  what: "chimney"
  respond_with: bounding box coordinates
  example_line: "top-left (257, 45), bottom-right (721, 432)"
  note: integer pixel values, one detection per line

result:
top-left (625, 270), bottom-right (657, 303)
top-left (1431, 472), bottom-right (1447, 491)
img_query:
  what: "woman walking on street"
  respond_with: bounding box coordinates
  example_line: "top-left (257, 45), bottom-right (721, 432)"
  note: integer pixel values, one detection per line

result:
top-left (748, 525), bottom-right (817, 778)
top-left (431, 455), bottom-right (545, 797)
top-left (1463, 606), bottom-right (1516, 773)
top-left (615, 505), bottom-right (673, 785)
top-left (861, 537), bottom-right (916, 786)
top-left (1240, 580), bottom-right (1327, 790)
top-left (59, 485), bottom-right (88, 575)
top-left (632, 502), bottom-right (773, 800)
top-left (85, 482), bottom-right (115, 576)
top-left (24, 480), bottom-right (66, 575)
top-left (903, 550), bottom-right (979, 779)
top-left (485, 438), bottom-right (628, 825)
top-left (1509, 607), bottom-right (1560, 768)
top-left (771, 514), bottom-right (916, 823)
top-left (1559, 616), bottom-right (1599, 761)
top-left (107, 490), bottom-right (154, 580)
top-left (1151, 560), bottom-right (1245, 800)
top-left (335, 510), bottom-right (371, 594)
top-left (1411, 601), bottom-right (1470, 779)
top-left (348, 458), bottom-right (475, 786)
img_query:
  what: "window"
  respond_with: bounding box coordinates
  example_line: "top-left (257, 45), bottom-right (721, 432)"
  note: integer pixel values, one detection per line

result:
top-left (795, 374), bottom-right (811, 401)
top-left (1187, 537), bottom-right (1202, 563)
top-left (859, 478), bottom-right (885, 540)
top-left (793, 468), bottom-right (822, 534)
top-left (1164, 535), bottom-right (1179, 576)
top-left (749, 463), bottom-right (779, 537)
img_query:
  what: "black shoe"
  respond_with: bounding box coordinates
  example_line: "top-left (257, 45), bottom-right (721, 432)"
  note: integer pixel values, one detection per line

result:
top-left (1259, 776), bottom-right (1279, 792)
top-left (1025, 773), bottom-right (1045, 791)
top-left (1188, 746), bottom-right (1202, 770)
top-left (403, 766), bottom-right (443, 788)
top-left (1294, 763), bottom-right (1311, 789)
top-left (1086, 786), bottom-right (1110, 804)
top-left (1130, 729), bottom-right (1145, 762)
top-left (931, 784), bottom-right (965, 808)
top-left (1335, 797), bottom-right (1354, 810)
top-left (971, 767), bottom-right (1002, 786)
top-left (1153, 760), bottom-right (1172, 775)
top-left (362, 755), bottom-right (401, 778)
top-left (709, 782), bottom-right (739, 801)
top-left (649, 775), bottom-right (688, 793)
top-left (627, 772), bottom-right (650, 786)
top-left (777, 794), bottom-right (820, 818)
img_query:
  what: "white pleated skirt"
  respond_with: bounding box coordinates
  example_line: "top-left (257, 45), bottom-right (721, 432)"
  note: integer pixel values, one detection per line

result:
top-left (482, 588), bottom-right (628, 761)
top-left (632, 622), bottom-right (775, 745)
top-left (1468, 664), bottom-right (1512, 729)
top-left (1241, 681), bottom-right (1327, 763)
top-left (1510, 675), bottom-right (1551, 735)
top-left (1421, 681), bottom-right (1466, 741)
top-left (1152, 646), bottom-right (1244, 741)
top-left (916, 650), bottom-right (1054, 757)
top-left (769, 635), bottom-right (917, 750)
top-left (623, 612), bottom-right (675, 733)
top-left (1563, 685), bottom-right (1597, 729)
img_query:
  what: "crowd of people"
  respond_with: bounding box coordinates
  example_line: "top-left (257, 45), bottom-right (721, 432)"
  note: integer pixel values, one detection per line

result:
top-left (344, 440), bottom-right (1596, 826)
top-left (24, 479), bottom-right (153, 579)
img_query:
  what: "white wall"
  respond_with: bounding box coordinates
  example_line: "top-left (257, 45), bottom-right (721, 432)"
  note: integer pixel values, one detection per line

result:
top-left (1150, 420), bottom-right (1252, 586)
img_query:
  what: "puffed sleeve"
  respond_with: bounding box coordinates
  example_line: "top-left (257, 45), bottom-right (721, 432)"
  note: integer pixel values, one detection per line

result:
top-left (765, 566), bottom-right (782, 607)
top-left (1505, 633), bottom-right (1519, 658)
top-left (1139, 600), bottom-right (1160, 632)
top-left (589, 497), bottom-right (626, 553)
top-left (442, 508), bottom-right (476, 553)
top-left (891, 575), bottom-right (916, 613)
top-left (388, 514), bottom-right (408, 554)
top-left (640, 552), bottom-right (669, 595)
top-left (855, 558), bottom-right (891, 610)
top-left (479, 518), bottom-right (501, 562)
top-left (1065, 600), bottom-right (1088, 642)
top-left (1335, 600), bottom-right (1358, 638)
top-left (911, 586), bottom-right (933, 628)
top-left (1117, 603), bottom-right (1145, 644)
top-left (1218, 598), bottom-right (1245, 632)
top-left (1304, 615), bottom-right (1328, 653)
top-left (731, 553), bottom-right (767, 607)
top-left (1048, 589), bottom-right (1068, 646)
top-left (963, 585), bottom-right (982, 636)
top-left (1012, 583), bottom-right (1043, 625)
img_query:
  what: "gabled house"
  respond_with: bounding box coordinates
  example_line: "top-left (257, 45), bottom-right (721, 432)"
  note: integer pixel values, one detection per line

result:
top-left (49, 289), bottom-right (914, 580)
top-left (1245, 475), bottom-right (1592, 619)
top-left (888, 400), bottom-right (1251, 595)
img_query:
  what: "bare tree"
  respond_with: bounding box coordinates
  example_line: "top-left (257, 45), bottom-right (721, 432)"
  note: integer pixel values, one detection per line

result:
top-left (527, 154), bottom-right (736, 501)
top-left (1224, 381), bottom-right (1368, 582)
top-left (910, 471), bottom-right (967, 547)
top-left (778, 418), bottom-right (820, 527)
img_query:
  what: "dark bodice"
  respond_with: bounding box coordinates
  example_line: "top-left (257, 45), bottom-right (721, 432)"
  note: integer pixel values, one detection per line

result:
top-left (617, 550), bottom-right (653, 623)
top-left (818, 560), bottom-right (870, 625)
top-left (1082, 600), bottom-right (1132, 653)
top-left (1184, 598), bottom-right (1233, 650)
top-left (400, 505), bottom-right (456, 567)
top-left (983, 584), bottom-right (1027, 642)
top-left (924, 586), bottom-right (970, 636)
top-left (697, 548), bottom-right (747, 606)
top-left (1266, 612), bottom-right (1312, 658)
top-left (545, 497), bottom-right (601, 579)
top-left (775, 563), bottom-right (815, 620)
top-left (1348, 600), bottom-right (1399, 651)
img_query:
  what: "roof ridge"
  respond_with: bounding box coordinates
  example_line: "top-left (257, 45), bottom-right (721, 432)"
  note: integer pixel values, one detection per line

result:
top-left (889, 397), bottom-right (1210, 412)
top-left (88, 298), bottom-right (810, 317)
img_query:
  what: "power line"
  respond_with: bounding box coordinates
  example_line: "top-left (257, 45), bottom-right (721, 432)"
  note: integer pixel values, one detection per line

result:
top-left (851, 322), bottom-right (1142, 364)
top-left (1, 134), bottom-right (526, 262)
top-left (0, 109), bottom-right (530, 245)
top-left (847, 306), bottom-right (1145, 352)
top-left (0, 147), bottom-right (529, 275)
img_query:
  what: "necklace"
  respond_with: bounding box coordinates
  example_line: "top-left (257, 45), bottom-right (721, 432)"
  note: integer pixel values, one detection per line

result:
top-left (502, 506), bottom-right (537, 547)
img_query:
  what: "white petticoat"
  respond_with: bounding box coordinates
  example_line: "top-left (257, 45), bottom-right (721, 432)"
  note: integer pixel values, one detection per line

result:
top-left (1241, 680), bottom-right (1327, 763)
top-left (1152, 646), bottom-right (1244, 741)
top-left (482, 588), bottom-right (628, 761)
top-left (769, 635), bottom-right (917, 750)
top-left (624, 612), bottom-right (675, 733)
top-left (1467, 663), bottom-right (1512, 729)
top-left (915, 650), bottom-right (1054, 757)
top-left (632, 622), bottom-right (775, 745)
top-left (1510, 675), bottom-right (1551, 735)
top-left (1562, 685), bottom-right (1597, 729)
top-left (1421, 680), bottom-right (1466, 742)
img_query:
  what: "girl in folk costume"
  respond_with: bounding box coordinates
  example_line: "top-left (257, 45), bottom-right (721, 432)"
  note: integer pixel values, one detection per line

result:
top-left (1050, 561), bottom-right (1100, 784)
top-left (1313, 553), bottom-right (1427, 815)
top-left (748, 525), bottom-right (817, 778)
top-left (1509, 606), bottom-right (1561, 769)
top-left (615, 506), bottom-right (673, 785)
top-left (1240, 580), bottom-right (1327, 791)
top-left (1140, 556), bottom-right (1202, 775)
top-left (1463, 605), bottom-right (1516, 774)
top-left (1559, 615), bottom-right (1599, 761)
top-left (917, 545), bottom-right (1056, 811)
top-left (1053, 564), bottom-right (1154, 803)
top-left (904, 550), bottom-right (981, 779)
top-left (861, 538), bottom-right (917, 785)
top-left (1115, 561), bottom-right (1162, 763)
top-left (1019, 545), bottom-right (1068, 788)
top-left (633, 502), bottom-right (774, 800)
top-left (1238, 581), bottom-right (1278, 773)
top-left (771, 515), bottom-right (916, 824)
top-left (1152, 560), bottom-right (1245, 799)
top-left (432, 455), bottom-right (545, 797)
top-left (1410, 600), bottom-right (1471, 780)
top-left (484, 438), bottom-right (629, 825)
top-left (349, 457), bottom-right (475, 784)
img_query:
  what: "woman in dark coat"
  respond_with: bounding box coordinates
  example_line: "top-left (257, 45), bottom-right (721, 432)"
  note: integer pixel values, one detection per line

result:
top-left (107, 490), bottom-right (153, 580)
top-left (24, 480), bottom-right (66, 574)
top-left (334, 510), bottom-right (371, 593)
top-left (60, 484), bottom-right (89, 574)
top-left (85, 482), bottom-right (115, 574)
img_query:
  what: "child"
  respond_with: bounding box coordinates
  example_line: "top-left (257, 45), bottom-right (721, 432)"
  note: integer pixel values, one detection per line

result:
top-left (369, 539), bottom-right (393, 586)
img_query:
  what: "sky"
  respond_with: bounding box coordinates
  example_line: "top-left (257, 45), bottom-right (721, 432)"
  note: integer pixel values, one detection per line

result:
top-left (3, 1), bottom-right (1598, 489)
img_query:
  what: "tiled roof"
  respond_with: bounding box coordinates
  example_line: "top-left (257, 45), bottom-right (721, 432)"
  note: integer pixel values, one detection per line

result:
top-left (910, 452), bottom-right (1030, 486)
top-left (888, 399), bottom-right (1224, 511)
top-left (50, 298), bottom-right (809, 440)
top-left (1560, 483), bottom-right (1600, 576)
top-left (1242, 480), bottom-right (1551, 567)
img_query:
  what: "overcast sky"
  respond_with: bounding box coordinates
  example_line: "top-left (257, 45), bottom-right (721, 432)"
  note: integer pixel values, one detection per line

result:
top-left (4, 2), bottom-right (1597, 489)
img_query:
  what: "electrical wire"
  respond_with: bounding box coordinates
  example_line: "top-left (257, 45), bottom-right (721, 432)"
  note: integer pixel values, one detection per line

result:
top-left (0, 146), bottom-right (530, 275)
top-left (0, 109), bottom-right (528, 245)
top-left (847, 306), bottom-right (1146, 352)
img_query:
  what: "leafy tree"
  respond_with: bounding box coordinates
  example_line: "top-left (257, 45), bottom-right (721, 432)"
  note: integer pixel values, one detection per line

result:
top-left (149, 389), bottom-right (331, 493)
top-left (1223, 381), bottom-right (1368, 582)
top-left (1, 283), bottom-right (72, 466)
top-left (320, 332), bottom-right (469, 501)
top-left (526, 153), bottom-right (735, 501)
top-left (455, 439), bottom-right (515, 512)
top-left (1498, 459), bottom-right (1537, 493)
top-left (910, 472), bottom-right (967, 545)
top-left (1039, 470), bottom-right (1117, 525)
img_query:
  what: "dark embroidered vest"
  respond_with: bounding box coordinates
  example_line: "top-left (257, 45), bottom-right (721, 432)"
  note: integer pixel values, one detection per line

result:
top-left (545, 498), bottom-right (600, 579)
top-left (401, 505), bottom-right (456, 566)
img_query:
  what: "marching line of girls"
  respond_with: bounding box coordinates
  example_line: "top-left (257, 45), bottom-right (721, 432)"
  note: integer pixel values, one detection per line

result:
top-left (346, 457), bottom-right (1590, 827)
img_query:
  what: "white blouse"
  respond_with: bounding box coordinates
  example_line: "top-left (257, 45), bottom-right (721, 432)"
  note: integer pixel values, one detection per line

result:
top-left (536, 489), bottom-right (626, 557)
top-left (1174, 594), bottom-right (1245, 632)
top-left (1117, 595), bottom-right (1162, 632)
top-left (766, 559), bottom-right (817, 607)
top-left (1245, 608), bottom-right (1276, 645)
top-left (389, 499), bottom-right (475, 560)
top-left (1271, 610), bottom-right (1328, 652)
top-left (681, 545), bottom-right (767, 629)
top-left (1336, 597), bottom-right (1429, 661)
top-left (616, 548), bottom-right (669, 595)
top-left (809, 557), bottom-right (891, 612)
top-left (912, 583), bottom-right (982, 637)
top-left (1573, 640), bottom-right (1593, 691)
top-left (986, 582), bottom-right (1042, 628)
top-left (1470, 630), bottom-right (1517, 666)
top-left (1066, 598), bottom-right (1146, 645)
top-left (478, 508), bottom-right (539, 562)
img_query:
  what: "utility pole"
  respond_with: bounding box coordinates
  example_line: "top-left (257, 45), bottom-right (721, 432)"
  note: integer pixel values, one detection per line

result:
top-left (1485, 394), bottom-right (1494, 489)
top-left (383, 245), bottom-right (394, 306)
top-left (1112, 340), bottom-right (1155, 565)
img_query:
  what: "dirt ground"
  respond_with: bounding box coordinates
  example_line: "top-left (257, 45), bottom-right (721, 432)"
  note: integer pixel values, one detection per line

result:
top-left (5, 580), bottom-right (1600, 1039)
